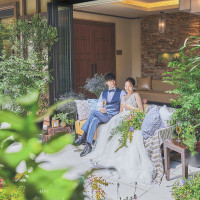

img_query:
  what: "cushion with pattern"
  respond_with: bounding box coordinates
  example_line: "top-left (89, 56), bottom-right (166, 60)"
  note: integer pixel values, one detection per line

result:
top-left (142, 105), bottom-right (161, 140)
top-left (75, 100), bottom-right (90, 121)
top-left (88, 99), bottom-right (98, 111)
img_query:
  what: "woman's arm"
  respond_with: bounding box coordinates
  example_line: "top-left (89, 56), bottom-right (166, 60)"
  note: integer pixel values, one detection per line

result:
top-left (120, 105), bottom-right (123, 113)
top-left (120, 96), bottom-right (125, 113)
top-left (134, 93), bottom-right (144, 112)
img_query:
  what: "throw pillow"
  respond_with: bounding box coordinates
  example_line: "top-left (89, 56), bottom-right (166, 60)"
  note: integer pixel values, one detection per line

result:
top-left (159, 105), bottom-right (173, 128)
top-left (88, 99), bottom-right (98, 111)
top-left (145, 104), bottom-right (156, 114)
top-left (141, 105), bottom-right (161, 140)
top-left (136, 76), bottom-right (152, 91)
top-left (75, 100), bottom-right (90, 121)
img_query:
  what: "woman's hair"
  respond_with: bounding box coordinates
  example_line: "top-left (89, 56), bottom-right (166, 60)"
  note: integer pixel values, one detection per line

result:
top-left (105, 73), bottom-right (116, 81)
top-left (125, 77), bottom-right (135, 87)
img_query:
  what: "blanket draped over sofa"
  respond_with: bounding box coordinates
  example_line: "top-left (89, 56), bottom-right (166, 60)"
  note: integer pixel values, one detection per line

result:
top-left (143, 126), bottom-right (174, 184)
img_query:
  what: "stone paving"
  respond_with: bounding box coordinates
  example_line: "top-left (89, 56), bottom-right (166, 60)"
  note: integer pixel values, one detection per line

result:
top-left (35, 144), bottom-right (200, 200)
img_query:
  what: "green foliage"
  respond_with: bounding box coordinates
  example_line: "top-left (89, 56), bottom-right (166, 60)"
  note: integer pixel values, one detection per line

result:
top-left (55, 90), bottom-right (85, 122)
top-left (0, 14), bottom-right (57, 115)
top-left (53, 113), bottom-right (75, 126)
top-left (163, 36), bottom-right (200, 154)
top-left (0, 185), bottom-right (25, 200)
top-left (0, 91), bottom-right (84, 200)
top-left (84, 74), bottom-right (107, 98)
top-left (172, 174), bottom-right (200, 200)
top-left (182, 125), bottom-right (197, 156)
top-left (108, 111), bottom-right (145, 152)
top-left (9, 14), bottom-right (57, 57)
top-left (0, 18), bottom-right (13, 57)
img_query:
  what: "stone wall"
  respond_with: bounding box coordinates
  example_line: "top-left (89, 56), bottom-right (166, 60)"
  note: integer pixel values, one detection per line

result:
top-left (141, 12), bottom-right (200, 79)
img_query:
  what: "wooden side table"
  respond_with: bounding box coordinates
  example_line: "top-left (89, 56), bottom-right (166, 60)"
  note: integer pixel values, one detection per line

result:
top-left (164, 139), bottom-right (190, 181)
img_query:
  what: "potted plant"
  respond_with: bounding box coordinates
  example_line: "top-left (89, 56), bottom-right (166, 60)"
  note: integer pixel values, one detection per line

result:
top-left (84, 73), bottom-right (107, 98)
top-left (55, 90), bottom-right (85, 122)
top-left (54, 113), bottom-right (75, 128)
top-left (163, 36), bottom-right (200, 167)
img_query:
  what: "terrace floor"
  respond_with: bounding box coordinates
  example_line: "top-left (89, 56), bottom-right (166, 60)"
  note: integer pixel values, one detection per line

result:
top-left (33, 143), bottom-right (200, 200)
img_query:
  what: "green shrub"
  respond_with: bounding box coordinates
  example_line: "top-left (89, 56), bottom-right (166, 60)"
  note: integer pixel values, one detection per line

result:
top-left (172, 174), bottom-right (200, 200)
top-left (0, 15), bottom-right (57, 115)
top-left (163, 36), bottom-right (200, 154)
top-left (0, 91), bottom-right (84, 200)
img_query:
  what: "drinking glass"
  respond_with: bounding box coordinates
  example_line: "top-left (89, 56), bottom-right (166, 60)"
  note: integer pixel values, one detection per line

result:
top-left (103, 99), bottom-right (106, 108)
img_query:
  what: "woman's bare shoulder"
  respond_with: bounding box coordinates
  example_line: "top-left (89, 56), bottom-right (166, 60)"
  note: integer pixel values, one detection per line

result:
top-left (132, 92), bottom-right (139, 96)
top-left (133, 92), bottom-right (141, 99)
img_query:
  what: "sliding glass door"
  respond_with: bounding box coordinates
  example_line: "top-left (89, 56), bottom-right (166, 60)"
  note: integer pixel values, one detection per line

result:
top-left (48, 1), bottom-right (73, 105)
top-left (48, 0), bottom-right (96, 104)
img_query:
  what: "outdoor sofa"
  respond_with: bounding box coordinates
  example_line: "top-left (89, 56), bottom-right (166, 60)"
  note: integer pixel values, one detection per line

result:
top-left (75, 100), bottom-right (176, 184)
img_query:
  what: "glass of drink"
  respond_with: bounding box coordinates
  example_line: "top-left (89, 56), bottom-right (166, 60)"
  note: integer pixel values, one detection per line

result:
top-left (176, 123), bottom-right (181, 142)
top-left (103, 99), bottom-right (106, 108)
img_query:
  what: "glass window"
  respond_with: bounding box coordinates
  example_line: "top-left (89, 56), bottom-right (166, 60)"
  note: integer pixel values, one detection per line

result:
top-left (0, 9), bottom-right (14, 57)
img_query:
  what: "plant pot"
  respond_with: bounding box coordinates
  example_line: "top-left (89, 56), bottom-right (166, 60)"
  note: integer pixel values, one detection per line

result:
top-left (188, 152), bottom-right (200, 168)
top-left (60, 121), bottom-right (66, 127)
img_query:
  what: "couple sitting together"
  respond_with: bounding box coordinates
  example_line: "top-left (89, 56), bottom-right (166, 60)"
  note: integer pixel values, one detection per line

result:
top-left (75, 73), bottom-right (155, 184)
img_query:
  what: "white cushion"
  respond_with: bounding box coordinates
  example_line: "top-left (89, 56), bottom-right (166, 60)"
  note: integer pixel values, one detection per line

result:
top-left (159, 105), bottom-right (173, 127)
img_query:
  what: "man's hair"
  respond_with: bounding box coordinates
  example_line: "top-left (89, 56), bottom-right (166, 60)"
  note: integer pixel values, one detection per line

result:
top-left (104, 73), bottom-right (116, 81)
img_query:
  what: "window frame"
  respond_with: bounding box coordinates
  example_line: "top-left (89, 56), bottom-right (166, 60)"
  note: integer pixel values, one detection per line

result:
top-left (0, 3), bottom-right (19, 19)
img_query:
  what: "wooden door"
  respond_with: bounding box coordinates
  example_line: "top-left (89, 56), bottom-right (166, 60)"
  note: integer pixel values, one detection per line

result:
top-left (73, 19), bottom-right (115, 96)
top-left (73, 23), bottom-right (93, 93)
top-left (93, 25), bottom-right (115, 75)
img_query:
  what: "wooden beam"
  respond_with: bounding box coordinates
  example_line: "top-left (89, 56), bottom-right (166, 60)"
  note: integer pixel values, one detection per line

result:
top-left (58, 0), bottom-right (96, 4)
top-left (0, 3), bottom-right (16, 11)
top-left (36, 0), bottom-right (41, 14)
top-left (14, 2), bottom-right (20, 19)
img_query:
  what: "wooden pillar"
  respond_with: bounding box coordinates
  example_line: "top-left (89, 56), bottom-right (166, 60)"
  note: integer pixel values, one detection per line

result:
top-left (36, 0), bottom-right (41, 14)
top-left (14, 2), bottom-right (20, 19)
top-left (22, 0), bottom-right (26, 20)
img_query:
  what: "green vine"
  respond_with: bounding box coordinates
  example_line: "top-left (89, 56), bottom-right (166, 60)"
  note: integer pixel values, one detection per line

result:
top-left (108, 111), bottom-right (145, 152)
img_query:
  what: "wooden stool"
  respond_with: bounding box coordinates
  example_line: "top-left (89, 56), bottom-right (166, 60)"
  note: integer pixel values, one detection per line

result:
top-left (164, 139), bottom-right (190, 181)
top-left (42, 126), bottom-right (71, 143)
top-left (47, 126), bottom-right (71, 136)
